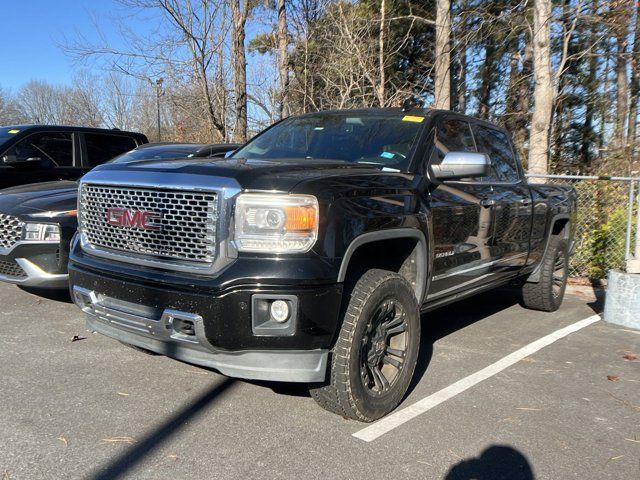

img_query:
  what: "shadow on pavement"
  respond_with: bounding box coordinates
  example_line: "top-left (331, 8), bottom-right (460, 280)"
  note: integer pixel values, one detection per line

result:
top-left (87, 378), bottom-right (235, 480)
top-left (445, 445), bottom-right (534, 480)
top-left (18, 285), bottom-right (72, 303)
top-left (407, 288), bottom-right (521, 396)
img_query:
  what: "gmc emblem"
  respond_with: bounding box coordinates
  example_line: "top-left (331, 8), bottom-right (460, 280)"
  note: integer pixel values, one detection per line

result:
top-left (106, 208), bottom-right (162, 231)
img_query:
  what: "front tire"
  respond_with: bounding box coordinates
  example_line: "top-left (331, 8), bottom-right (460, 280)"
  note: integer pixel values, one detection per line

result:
top-left (522, 236), bottom-right (569, 312)
top-left (310, 269), bottom-right (420, 422)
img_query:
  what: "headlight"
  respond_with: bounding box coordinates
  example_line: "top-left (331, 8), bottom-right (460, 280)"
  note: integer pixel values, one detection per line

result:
top-left (234, 193), bottom-right (319, 253)
top-left (23, 223), bottom-right (61, 242)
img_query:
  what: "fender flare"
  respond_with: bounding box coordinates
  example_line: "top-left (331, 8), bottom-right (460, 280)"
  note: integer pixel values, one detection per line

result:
top-left (337, 228), bottom-right (429, 303)
top-left (527, 213), bottom-right (571, 283)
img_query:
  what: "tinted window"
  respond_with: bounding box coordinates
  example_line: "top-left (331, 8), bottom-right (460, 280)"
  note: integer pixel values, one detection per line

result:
top-left (2, 132), bottom-right (73, 166)
top-left (429, 118), bottom-right (476, 166)
top-left (233, 113), bottom-right (424, 171)
top-left (472, 125), bottom-right (520, 182)
top-left (85, 134), bottom-right (138, 167)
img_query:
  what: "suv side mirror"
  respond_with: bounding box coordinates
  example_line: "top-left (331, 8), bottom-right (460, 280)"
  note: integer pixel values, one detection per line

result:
top-left (431, 152), bottom-right (491, 180)
top-left (224, 150), bottom-right (235, 159)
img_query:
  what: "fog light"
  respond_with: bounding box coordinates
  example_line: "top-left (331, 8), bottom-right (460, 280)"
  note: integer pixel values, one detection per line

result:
top-left (270, 300), bottom-right (290, 323)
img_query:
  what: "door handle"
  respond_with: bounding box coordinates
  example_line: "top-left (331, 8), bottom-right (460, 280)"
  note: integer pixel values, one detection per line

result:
top-left (480, 199), bottom-right (496, 207)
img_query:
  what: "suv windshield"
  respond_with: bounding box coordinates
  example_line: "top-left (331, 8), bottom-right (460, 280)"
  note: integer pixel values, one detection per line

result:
top-left (232, 113), bottom-right (424, 171)
top-left (0, 127), bottom-right (21, 149)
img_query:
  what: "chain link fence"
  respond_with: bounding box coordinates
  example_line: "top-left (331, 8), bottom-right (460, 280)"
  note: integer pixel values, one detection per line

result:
top-left (527, 174), bottom-right (639, 280)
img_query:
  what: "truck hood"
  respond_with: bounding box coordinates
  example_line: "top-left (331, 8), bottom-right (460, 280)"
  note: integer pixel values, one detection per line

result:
top-left (89, 157), bottom-right (388, 191)
top-left (0, 181), bottom-right (79, 217)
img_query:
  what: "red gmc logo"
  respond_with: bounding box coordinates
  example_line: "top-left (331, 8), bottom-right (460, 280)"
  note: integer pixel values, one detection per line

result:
top-left (106, 208), bottom-right (162, 231)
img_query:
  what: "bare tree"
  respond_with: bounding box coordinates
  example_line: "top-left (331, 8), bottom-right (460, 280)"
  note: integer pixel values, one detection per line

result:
top-left (277, 0), bottom-right (290, 118)
top-left (230, 0), bottom-right (250, 142)
top-left (64, 0), bottom-right (230, 141)
top-left (528, 0), bottom-right (554, 177)
top-left (628, 1), bottom-right (640, 157)
top-left (434, 0), bottom-right (451, 109)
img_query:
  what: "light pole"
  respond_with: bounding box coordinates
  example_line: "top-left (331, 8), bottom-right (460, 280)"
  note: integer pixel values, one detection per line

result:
top-left (155, 78), bottom-right (164, 142)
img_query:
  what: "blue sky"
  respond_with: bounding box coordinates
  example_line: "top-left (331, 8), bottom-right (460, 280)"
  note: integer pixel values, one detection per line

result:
top-left (1, 1), bottom-right (131, 89)
top-left (1, 1), bottom-right (268, 92)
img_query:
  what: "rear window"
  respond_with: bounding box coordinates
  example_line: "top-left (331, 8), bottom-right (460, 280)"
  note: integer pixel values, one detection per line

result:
top-left (85, 134), bottom-right (138, 167)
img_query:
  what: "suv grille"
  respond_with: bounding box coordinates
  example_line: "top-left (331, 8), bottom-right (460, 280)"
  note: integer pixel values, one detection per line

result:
top-left (0, 214), bottom-right (23, 250)
top-left (0, 260), bottom-right (26, 279)
top-left (79, 184), bottom-right (218, 264)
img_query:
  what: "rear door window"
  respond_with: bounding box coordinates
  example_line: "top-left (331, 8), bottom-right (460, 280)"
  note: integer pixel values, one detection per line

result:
top-left (2, 132), bottom-right (74, 166)
top-left (84, 134), bottom-right (138, 167)
top-left (472, 125), bottom-right (520, 182)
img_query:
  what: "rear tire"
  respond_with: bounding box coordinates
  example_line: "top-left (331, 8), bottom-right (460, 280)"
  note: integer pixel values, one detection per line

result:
top-left (310, 269), bottom-right (420, 422)
top-left (522, 236), bottom-right (569, 312)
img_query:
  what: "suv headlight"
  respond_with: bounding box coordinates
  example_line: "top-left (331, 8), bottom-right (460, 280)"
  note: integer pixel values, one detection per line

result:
top-left (234, 193), bottom-right (319, 253)
top-left (23, 223), bottom-right (61, 242)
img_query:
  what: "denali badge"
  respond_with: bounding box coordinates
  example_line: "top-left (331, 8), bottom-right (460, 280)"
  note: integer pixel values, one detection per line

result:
top-left (106, 208), bottom-right (162, 231)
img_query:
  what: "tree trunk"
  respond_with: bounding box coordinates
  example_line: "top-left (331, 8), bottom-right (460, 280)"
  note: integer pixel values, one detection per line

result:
top-left (434, 0), bottom-right (451, 110)
top-left (277, 0), bottom-right (290, 118)
top-left (377, 0), bottom-right (386, 107)
top-left (476, 41), bottom-right (496, 119)
top-left (614, 18), bottom-right (630, 151)
top-left (580, 1), bottom-right (599, 173)
top-left (627, 2), bottom-right (640, 158)
top-left (231, 0), bottom-right (248, 142)
top-left (528, 0), bottom-right (554, 179)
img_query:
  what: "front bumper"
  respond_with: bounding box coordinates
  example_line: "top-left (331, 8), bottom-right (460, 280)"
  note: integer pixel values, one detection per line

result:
top-left (0, 243), bottom-right (68, 289)
top-left (74, 286), bottom-right (328, 382)
top-left (69, 261), bottom-right (343, 383)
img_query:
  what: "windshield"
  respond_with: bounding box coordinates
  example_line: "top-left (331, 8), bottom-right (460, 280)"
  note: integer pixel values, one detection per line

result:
top-left (232, 113), bottom-right (424, 170)
top-left (109, 145), bottom-right (203, 163)
top-left (0, 127), bottom-right (22, 149)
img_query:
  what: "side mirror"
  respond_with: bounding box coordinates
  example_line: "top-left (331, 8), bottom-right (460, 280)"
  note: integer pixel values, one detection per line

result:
top-left (431, 152), bottom-right (491, 180)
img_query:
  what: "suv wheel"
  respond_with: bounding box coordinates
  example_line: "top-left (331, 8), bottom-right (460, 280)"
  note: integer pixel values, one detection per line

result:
top-left (522, 236), bottom-right (569, 312)
top-left (310, 269), bottom-right (420, 422)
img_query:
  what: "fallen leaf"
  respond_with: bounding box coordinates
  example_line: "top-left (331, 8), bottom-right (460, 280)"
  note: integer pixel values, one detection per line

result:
top-left (607, 375), bottom-right (620, 382)
top-left (36, 298), bottom-right (43, 305)
top-left (117, 392), bottom-right (130, 396)
top-left (609, 455), bottom-right (624, 461)
top-left (624, 438), bottom-right (640, 444)
top-left (102, 436), bottom-right (136, 445)
top-left (71, 335), bottom-right (87, 342)
top-left (57, 436), bottom-right (68, 447)
top-left (515, 407), bottom-right (542, 411)
top-left (2, 470), bottom-right (10, 480)
top-left (623, 352), bottom-right (638, 361)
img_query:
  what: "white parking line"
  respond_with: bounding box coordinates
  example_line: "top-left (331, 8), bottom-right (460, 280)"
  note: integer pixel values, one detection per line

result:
top-left (353, 314), bottom-right (601, 442)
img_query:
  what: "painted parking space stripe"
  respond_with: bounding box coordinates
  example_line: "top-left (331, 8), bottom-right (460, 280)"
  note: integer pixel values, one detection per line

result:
top-left (353, 314), bottom-right (601, 442)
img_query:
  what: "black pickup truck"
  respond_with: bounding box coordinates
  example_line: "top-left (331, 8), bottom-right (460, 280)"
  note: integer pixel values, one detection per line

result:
top-left (69, 109), bottom-right (576, 421)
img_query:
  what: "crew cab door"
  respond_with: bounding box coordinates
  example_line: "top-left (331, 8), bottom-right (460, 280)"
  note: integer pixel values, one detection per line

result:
top-left (424, 116), bottom-right (502, 299)
top-left (470, 123), bottom-right (533, 277)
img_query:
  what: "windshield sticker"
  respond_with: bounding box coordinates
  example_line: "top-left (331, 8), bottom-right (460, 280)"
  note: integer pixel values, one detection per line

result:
top-left (402, 115), bottom-right (424, 123)
top-left (380, 152), bottom-right (395, 159)
top-left (7, 129), bottom-right (19, 134)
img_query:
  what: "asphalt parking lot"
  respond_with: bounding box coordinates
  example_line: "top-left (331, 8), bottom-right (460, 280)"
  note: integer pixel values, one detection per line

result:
top-left (1, 283), bottom-right (639, 480)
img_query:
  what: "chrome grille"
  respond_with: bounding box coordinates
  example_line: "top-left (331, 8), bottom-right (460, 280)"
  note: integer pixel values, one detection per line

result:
top-left (0, 213), bottom-right (23, 250)
top-left (0, 260), bottom-right (26, 279)
top-left (79, 184), bottom-right (218, 263)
